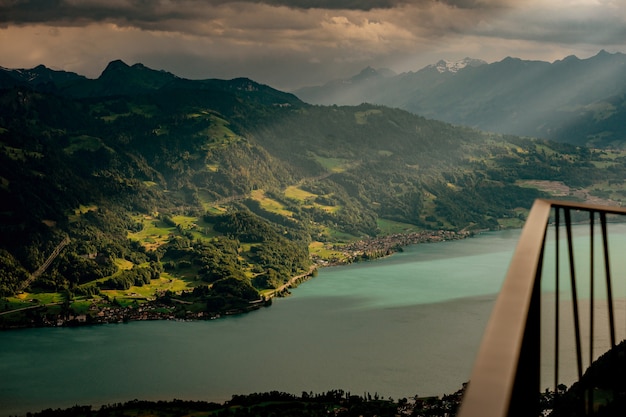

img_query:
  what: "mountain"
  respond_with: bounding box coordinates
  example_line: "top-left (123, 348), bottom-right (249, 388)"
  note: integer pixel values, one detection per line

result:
top-left (61, 59), bottom-right (180, 97)
top-left (427, 57), bottom-right (487, 74)
top-left (294, 51), bottom-right (626, 146)
top-left (0, 60), bottom-right (176, 97)
top-left (293, 58), bottom-right (485, 106)
top-left (0, 64), bottom-right (86, 92)
top-left (1, 60), bottom-right (625, 326)
top-left (0, 60), bottom-right (301, 105)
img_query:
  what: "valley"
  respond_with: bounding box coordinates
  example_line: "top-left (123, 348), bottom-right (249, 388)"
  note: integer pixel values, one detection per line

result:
top-left (2, 59), bottom-right (626, 330)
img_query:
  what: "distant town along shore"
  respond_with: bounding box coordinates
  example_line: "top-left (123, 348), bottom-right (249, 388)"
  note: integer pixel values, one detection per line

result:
top-left (323, 229), bottom-right (472, 265)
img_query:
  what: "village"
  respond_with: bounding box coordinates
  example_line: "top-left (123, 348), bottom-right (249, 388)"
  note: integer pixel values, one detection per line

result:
top-left (0, 296), bottom-right (227, 330)
top-left (332, 229), bottom-right (472, 264)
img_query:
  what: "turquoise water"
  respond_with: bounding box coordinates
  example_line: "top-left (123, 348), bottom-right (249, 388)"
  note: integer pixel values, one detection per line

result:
top-left (296, 229), bottom-right (521, 308)
top-left (6, 226), bottom-right (624, 416)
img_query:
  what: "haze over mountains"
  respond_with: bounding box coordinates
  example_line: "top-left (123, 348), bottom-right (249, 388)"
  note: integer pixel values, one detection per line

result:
top-left (295, 50), bottom-right (626, 147)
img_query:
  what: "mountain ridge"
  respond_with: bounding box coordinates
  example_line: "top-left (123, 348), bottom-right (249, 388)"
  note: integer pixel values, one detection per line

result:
top-left (0, 59), bottom-right (302, 106)
top-left (294, 50), bottom-right (626, 146)
top-left (427, 57), bottom-right (487, 73)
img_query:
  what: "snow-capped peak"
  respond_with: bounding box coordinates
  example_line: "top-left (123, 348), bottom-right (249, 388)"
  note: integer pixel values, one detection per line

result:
top-left (429, 57), bottom-right (486, 73)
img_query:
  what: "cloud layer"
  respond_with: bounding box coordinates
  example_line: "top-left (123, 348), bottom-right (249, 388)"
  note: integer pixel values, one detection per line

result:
top-left (1, 0), bottom-right (624, 89)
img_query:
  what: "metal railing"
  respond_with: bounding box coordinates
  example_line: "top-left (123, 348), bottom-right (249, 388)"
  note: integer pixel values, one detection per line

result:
top-left (458, 199), bottom-right (626, 417)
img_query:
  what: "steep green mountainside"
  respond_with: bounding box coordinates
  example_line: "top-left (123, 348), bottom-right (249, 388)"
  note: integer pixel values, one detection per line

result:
top-left (295, 51), bottom-right (626, 147)
top-left (2, 61), bottom-right (626, 325)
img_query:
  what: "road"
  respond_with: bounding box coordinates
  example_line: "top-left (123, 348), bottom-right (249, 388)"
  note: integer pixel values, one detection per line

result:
top-left (267, 265), bottom-right (317, 298)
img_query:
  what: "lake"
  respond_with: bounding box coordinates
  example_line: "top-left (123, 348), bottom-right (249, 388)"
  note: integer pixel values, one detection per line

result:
top-left (2, 226), bottom-right (624, 416)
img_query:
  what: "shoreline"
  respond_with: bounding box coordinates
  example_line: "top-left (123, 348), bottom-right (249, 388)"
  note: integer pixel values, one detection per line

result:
top-left (0, 229), bottom-right (473, 331)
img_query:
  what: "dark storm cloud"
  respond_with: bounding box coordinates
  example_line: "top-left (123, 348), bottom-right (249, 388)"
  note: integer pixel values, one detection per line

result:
top-left (0, 0), bottom-right (509, 26)
top-left (0, 0), bottom-right (395, 26)
top-left (0, 0), bottom-right (186, 25)
top-left (249, 0), bottom-right (510, 10)
top-left (257, 0), bottom-right (512, 11)
top-left (252, 0), bottom-right (404, 10)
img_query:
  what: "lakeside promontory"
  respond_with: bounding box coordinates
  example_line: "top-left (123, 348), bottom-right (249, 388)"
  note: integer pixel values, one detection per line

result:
top-left (0, 230), bottom-right (469, 330)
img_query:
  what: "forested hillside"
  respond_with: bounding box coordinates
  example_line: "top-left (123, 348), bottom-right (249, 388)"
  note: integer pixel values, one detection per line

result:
top-left (2, 60), bottom-right (626, 327)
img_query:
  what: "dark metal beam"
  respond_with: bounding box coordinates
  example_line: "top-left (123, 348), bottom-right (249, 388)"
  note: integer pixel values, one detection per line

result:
top-left (458, 199), bottom-right (626, 417)
top-left (458, 199), bottom-right (551, 417)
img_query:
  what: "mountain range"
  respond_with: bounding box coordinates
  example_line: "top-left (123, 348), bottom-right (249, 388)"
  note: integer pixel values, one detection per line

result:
top-left (294, 50), bottom-right (626, 147)
top-left (1, 57), bottom-right (626, 325)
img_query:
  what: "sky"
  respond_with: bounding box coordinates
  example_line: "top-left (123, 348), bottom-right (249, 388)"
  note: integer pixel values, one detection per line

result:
top-left (0, 0), bottom-right (625, 91)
